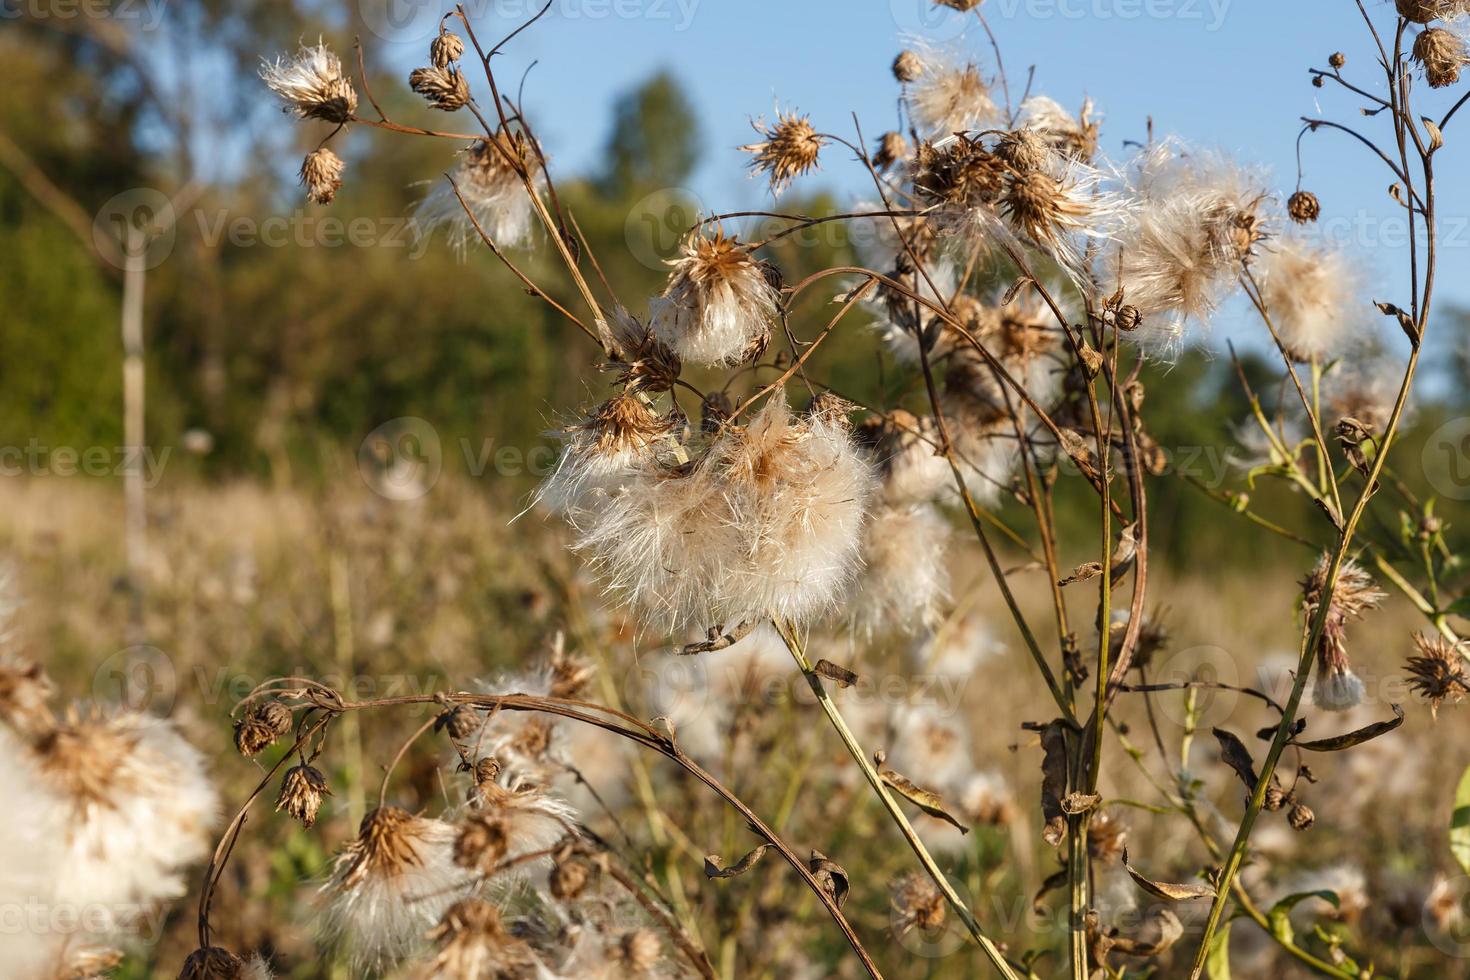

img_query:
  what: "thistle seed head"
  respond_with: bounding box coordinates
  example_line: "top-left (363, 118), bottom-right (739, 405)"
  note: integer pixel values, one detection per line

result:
top-left (409, 65), bottom-right (471, 111)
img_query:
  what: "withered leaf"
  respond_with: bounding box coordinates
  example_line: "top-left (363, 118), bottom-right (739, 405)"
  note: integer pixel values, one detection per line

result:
top-left (1292, 703), bottom-right (1404, 752)
top-left (1059, 561), bottom-right (1104, 588)
top-left (880, 768), bottom-right (971, 834)
top-left (1257, 718), bottom-right (1306, 742)
top-left (808, 849), bottom-right (850, 908)
top-left (813, 658), bottom-right (858, 689)
top-left (1040, 720), bottom-right (1070, 847)
top-left (1034, 867), bottom-right (1068, 912)
top-left (1121, 848), bottom-right (1215, 901)
top-left (704, 844), bottom-right (772, 879)
top-left (1001, 275), bottom-right (1031, 305)
top-left (1061, 792), bottom-right (1102, 815)
top-left (1212, 728), bottom-right (1258, 793)
top-left (1108, 908), bottom-right (1185, 958)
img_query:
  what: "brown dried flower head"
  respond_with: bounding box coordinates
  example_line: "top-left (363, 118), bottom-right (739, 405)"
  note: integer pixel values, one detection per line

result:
top-left (409, 65), bottom-right (471, 111)
top-left (892, 49), bottom-right (925, 83)
top-left (550, 853), bottom-right (596, 900)
top-left (1398, 0), bottom-right (1458, 23)
top-left (0, 653), bottom-right (56, 736)
top-left (178, 945), bottom-right (245, 980)
top-left (914, 136), bottom-right (1008, 211)
top-left (1330, 51), bottom-right (1348, 69)
top-left (260, 42), bottom-right (358, 124)
top-left (1288, 802), bottom-right (1316, 831)
top-left (431, 30), bottom-right (465, 68)
top-left (582, 394), bottom-right (673, 460)
top-left (234, 700), bottom-right (292, 757)
top-left (1301, 554), bottom-right (1384, 711)
top-left (1414, 27), bottom-right (1470, 87)
top-left (1406, 632), bottom-right (1469, 718)
top-left (437, 704), bottom-right (481, 742)
top-left (299, 147), bottom-right (344, 205)
top-left (275, 764), bottom-right (331, 828)
top-left (611, 929), bottom-right (663, 973)
top-left (454, 811), bottom-right (510, 872)
top-left (424, 898), bottom-right (536, 979)
top-left (874, 130), bottom-right (912, 172)
top-left (1287, 189), bottom-right (1321, 224)
top-left (741, 111), bottom-right (828, 194)
top-left (892, 871), bottom-right (947, 934)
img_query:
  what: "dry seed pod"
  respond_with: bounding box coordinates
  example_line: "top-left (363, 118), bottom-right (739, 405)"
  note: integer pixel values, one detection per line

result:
top-left (1287, 189), bottom-right (1321, 224)
top-left (276, 764), bottom-right (331, 828)
top-left (410, 65), bottom-right (471, 110)
top-left (892, 49), bottom-right (924, 83)
top-left (431, 30), bottom-right (465, 68)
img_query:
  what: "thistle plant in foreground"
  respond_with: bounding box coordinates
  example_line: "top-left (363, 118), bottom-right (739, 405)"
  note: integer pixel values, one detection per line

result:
top-left (181, 2), bottom-right (1470, 976)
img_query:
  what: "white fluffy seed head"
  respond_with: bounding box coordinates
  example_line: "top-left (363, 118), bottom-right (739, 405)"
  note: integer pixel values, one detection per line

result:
top-left (649, 232), bottom-right (777, 367)
top-left (906, 48), bottom-right (1000, 136)
top-left (538, 395), bottom-right (673, 520)
top-left (573, 393), bottom-right (876, 634)
top-left (259, 40), bottom-right (358, 123)
top-left (1256, 236), bottom-right (1366, 362)
top-left (415, 134), bottom-right (540, 254)
top-left (320, 808), bottom-right (479, 972)
top-left (1103, 141), bottom-right (1269, 354)
top-left (1312, 666), bottom-right (1366, 712)
top-left (852, 502), bottom-right (951, 638)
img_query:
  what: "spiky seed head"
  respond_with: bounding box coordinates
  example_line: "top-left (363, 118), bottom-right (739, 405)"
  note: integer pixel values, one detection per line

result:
top-left (613, 929), bottom-right (663, 972)
top-left (1406, 632), bottom-right (1469, 718)
top-left (299, 148), bottom-right (344, 205)
top-left (1287, 189), bottom-right (1321, 224)
top-left (550, 854), bottom-right (595, 900)
top-left (453, 811), bottom-right (510, 872)
top-left (1414, 27), bottom-right (1470, 87)
top-left (409, 66), bottom-right (471, 111)
top-left (1398, 0), bottom-right (1451, 22)
top-left (873, 130), bottom-right (911, 172)
top-left (892, 49), bottom-right (925, 83)
top-left (430, 30), bottom-right (465, 68)
top-left (741, 112), bottom-right (827, 194)
top-left (178, 946), bottom-right (246, 980)
top-left (276, 764), bottom-right (331, 828)
top-left (994, 128), bottom-right (1050, 173)
top-left (914, 136), bottom-right (1008, 210)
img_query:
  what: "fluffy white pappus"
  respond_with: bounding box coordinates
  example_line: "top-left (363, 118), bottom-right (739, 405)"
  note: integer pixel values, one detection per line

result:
top-left (1102, 141), bottom-right (1270, 354)
top-left (575, 395), bottom-right (876, 634)
top-left (909, 607), bottom-right (1005, 678)
top-left (38, 711), bottom-right (219, 928)
top-left (905, 47), bottom-right (1000, 136)
top-left (462, 775), bottom-right (580, 883)
top-left (1017, 96), bottom-right (1100, 161)
top-left (415, 136), bottom-right (541, 254)
top-left (0, 728), bottom-right (71, 979)
top-left (1311, 666), bottom-right (1366, 712)
top-left (852, 502), bottom-right (950, 637)
top-left (866, 260), bottom-right (960, 365)
top-left (537, 396), bottom-right (671, 521)
top-left (1255, 236), bottom-right (1366, 362)
top-left (857, 410), bottom-right (952, 506)
top-left (649, 233), bottom-right (777, 367)
top-left (1324, 359), bottom-right (1408, 434)
top-left (258, 40), bottom-right (357, 122)
top-left (1000, 154), bottom-right (1127, 281)
top-left (885, 702), bottom-right (975, 796)
top-left (320, 808), bottom-right (480, 972)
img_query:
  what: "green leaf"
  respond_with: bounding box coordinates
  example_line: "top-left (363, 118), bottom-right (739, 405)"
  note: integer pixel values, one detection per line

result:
top-left (1205, 922), bottom-right (1232, 980)
top-left (1267, 891), bottom-right (1340, 945)
top-left (1450, 764), bottom-right (1470, 875)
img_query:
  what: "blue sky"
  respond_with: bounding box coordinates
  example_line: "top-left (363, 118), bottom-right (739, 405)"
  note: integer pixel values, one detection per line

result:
top-left (362, 0), bottom-right (1466, 349)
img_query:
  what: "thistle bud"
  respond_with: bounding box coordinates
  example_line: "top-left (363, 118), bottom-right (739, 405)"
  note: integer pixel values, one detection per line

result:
top-left (410, 65), bottom-right (471, 111)
top-left (234, 701), bottom-right (292, 757)
top-left (1287, 189), bottom-right (1321, 224)
top-left (1329, 51), bottom-right (1347, 69)
top-left (437, 704), bottom-right (481, 741)
top-left (431, 30), bottom-right (465, 68)
top-left (1263, 781), bottom-right (1288, 812)
top-left (1113, 304), bottom-right (1143, 332)
top-left (275, 764), bottom-right (331, 828)
top-left (892, 49), bottom-right (925, 83)
top-left (1288, 802), bottom-right (1316, 831)
top-left (299, 147), bottom-right (344, 205)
